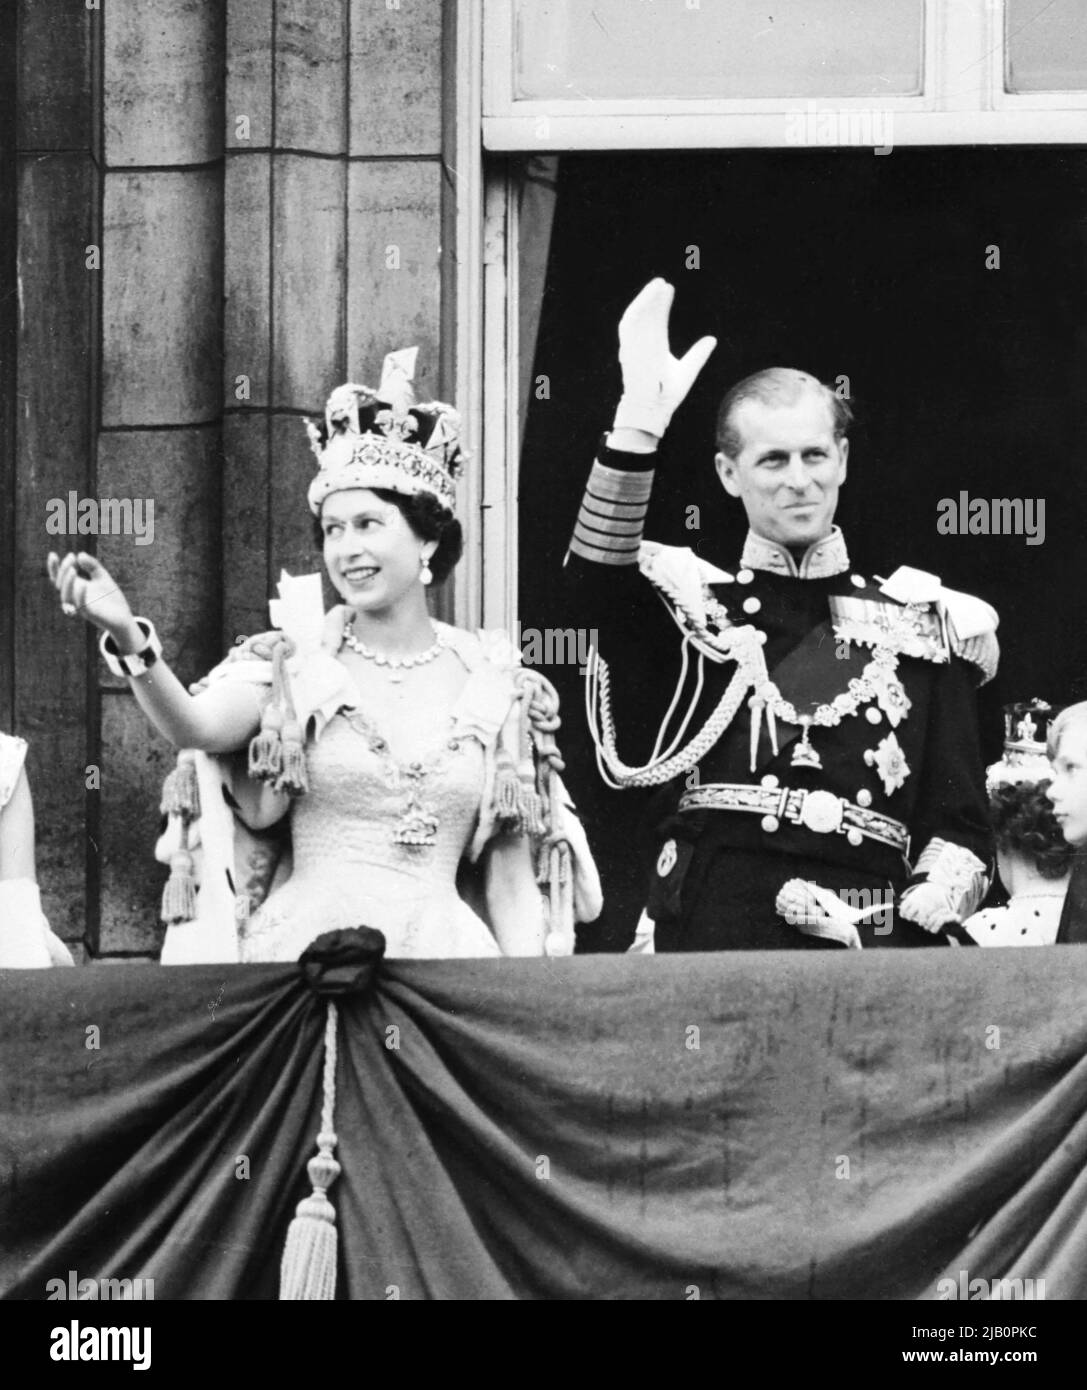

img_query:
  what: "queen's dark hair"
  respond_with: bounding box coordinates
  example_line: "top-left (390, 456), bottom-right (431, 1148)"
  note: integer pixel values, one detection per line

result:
top-left (990, 779), bottom-right (1074, 880)
top-left (313, 488), bottom-right (463, 585)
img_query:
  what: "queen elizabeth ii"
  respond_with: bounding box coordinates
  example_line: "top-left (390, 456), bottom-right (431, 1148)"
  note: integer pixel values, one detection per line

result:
top-left (48, 349), bottom-right (600, 963)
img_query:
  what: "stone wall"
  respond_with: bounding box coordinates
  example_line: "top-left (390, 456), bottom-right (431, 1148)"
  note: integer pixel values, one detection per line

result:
top-left (6, 0), bottom-right (451, 958)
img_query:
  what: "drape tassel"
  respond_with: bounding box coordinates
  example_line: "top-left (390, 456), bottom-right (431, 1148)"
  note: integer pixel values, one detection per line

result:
top-left (249, 641), bottom-right (288, 781)
top-left (492, 748), bottom-right (524, 831)
top-left (281, 1002), bottom-right (340, 1300)
top-left (161, 751), bottom-right (201, 820)
top-left (277, 721), bottom-right (309, 796)
top-left (517, 689), bottom-right (548, 836)
top-left (274, 652), bottom-right (309, 796)
top-left (161, 825), bottom-right (198, 925)
top-left (249, 702), bottom-right (284, 779)
top-left (521, 785), bottom-right (547, 838)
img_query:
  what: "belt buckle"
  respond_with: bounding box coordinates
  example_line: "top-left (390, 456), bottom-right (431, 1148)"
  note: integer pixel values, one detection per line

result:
top-left (797, 789), bottom-right (845, 835)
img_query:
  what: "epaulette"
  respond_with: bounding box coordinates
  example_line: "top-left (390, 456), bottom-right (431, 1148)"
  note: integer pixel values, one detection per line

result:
top-left (637, 541), bottom-right (736, 658)
top-left (833, 566), bottom-right (999, 683)
top-left (883, 566), bottom-right (999, 684)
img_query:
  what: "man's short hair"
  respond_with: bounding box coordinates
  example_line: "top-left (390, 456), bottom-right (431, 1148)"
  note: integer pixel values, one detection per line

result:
top-left (1047, 702), bottom-right (1087, 760)
top-left (715, 367), bottom-right (853, 459)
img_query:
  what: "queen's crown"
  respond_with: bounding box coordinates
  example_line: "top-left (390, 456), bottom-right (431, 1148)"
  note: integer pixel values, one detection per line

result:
top-left (305, 347), bottom-right (464, 514)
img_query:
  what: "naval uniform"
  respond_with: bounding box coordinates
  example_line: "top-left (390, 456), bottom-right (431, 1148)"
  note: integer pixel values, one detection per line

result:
top-left (566, 444), bottom-right (998, 951)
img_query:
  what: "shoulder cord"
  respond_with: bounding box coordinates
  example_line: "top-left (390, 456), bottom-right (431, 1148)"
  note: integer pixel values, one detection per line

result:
top-left (648, 635), bottom-right (706, 765)
top-left (585, 630), bottom-right (767, 789)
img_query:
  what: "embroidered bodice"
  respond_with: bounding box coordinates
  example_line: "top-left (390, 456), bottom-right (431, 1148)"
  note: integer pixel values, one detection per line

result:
top-left (239, 654), bottom-right (507, 962)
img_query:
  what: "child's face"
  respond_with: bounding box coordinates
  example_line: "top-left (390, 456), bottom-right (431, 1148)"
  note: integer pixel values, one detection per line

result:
top-left (1047, 722), bottom-right (1087, 846)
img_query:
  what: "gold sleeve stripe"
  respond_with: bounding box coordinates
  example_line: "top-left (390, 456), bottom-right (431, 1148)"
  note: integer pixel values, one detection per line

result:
top-left (568, 533), bottom-right (641, 565)
top-left (586, 460), bottom-right (655, 503)
top-left (582, 495), bottom-right (649, 520)
top-left (567, 460), bottom-right (654, 565)
top-left (573, 520), bottom-right (641, 550)
top-left (578, 510), bottom-right (645, 537)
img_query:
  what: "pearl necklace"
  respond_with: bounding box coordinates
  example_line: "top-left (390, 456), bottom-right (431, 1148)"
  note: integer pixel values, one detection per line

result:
top-left (342, 618), bottom-right (446, 683)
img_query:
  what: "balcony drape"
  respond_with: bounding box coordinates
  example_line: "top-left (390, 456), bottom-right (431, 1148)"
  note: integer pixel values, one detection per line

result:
top-left (3, 947), bottom-right (1086, 1300)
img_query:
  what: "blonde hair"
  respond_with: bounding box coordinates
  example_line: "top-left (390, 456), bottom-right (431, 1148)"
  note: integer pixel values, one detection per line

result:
top-left (715, 368), bottom-right (852, 460)
top-left (1047, 702), bottom-right (1087, 759)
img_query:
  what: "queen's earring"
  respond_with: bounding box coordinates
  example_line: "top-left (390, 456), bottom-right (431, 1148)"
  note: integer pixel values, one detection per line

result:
top-left (420, 553), bottom-right (433, 587)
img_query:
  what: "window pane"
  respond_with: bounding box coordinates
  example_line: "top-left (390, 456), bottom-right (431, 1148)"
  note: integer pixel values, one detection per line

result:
top-left (513, 0), bottom-right (924, 101)
top-left (1006, 0), bottom-right (1087, 92)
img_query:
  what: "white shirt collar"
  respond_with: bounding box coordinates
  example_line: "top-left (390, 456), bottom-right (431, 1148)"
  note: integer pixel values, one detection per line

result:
top-left (740, 525), bottom-right (850, 580)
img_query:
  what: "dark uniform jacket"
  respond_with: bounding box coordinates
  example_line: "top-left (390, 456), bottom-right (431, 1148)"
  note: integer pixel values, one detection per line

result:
top-left (566, 443), bottom-right (998, 950)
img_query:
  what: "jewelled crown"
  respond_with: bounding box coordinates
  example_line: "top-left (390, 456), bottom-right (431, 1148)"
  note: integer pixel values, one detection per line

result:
top-left (305, 347), bottom-right (464, 515)
top-left (986, 699), bottom-right (1056, 793)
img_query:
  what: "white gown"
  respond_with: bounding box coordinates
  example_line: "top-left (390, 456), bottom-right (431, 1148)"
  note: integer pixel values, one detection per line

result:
top-left (240, 706), bottom-right (501, 962)
top-left (157, 616), bottom-right (602, 965)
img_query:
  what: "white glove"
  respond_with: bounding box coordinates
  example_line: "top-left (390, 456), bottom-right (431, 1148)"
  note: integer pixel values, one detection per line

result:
top-left (613, 279), bottom-right (717, 439)
top-left (0, 879), bottom-right (75, 967)
top-left (898, 881), bottom-right (958, 934)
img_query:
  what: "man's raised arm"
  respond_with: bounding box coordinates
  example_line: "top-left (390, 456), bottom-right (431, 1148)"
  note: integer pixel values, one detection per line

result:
top-left (565, 278), bottom-right (716, 589)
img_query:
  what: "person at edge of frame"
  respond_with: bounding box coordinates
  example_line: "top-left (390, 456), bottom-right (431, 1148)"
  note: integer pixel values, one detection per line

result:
top-left (0, 732), bottom-right (74, 966)
top-left (1046, 701), bottom-right (1087, 943)
top-left (564, 278), bottom-right (1000, 952)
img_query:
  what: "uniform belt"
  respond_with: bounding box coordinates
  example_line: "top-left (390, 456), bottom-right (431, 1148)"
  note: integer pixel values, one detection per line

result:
top-left (677, 783), bottom-right (910, 856)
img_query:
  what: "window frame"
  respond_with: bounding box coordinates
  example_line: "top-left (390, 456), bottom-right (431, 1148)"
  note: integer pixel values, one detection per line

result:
top-left (993, 0), bottom-right (1087, 111)
top-left (482, 0), bottom-right (1087, 150)
top-left (461, 0), bottom-right (1087, 634)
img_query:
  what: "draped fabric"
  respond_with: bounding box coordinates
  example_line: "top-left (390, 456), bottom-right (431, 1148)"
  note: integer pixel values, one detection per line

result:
top-left (3, 947), bottom-right (1087, 1301)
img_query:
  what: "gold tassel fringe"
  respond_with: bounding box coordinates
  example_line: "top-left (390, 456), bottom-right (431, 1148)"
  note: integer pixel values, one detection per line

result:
top-left (161, 752), bottom-right (201, 820)
top-left (281, 1003), bottom-right (340, 1300)
top-left (161, 848), bottom-right (198, 925)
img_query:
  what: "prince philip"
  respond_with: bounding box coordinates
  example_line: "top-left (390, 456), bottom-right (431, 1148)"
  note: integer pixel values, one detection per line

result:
top-left (566, 280), bottom-right (999, 950)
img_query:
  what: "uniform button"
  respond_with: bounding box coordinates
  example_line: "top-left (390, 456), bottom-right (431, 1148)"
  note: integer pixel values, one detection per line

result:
top-left (657, 839), bottom-right (678, 877)
top-left (737, 568), bottom-right (755, 585)
top-left (757, 631), bottom-right (768, 644)
top-left (847, 828), bottom-right (864, 847)
top-left (856, 789), bottom-right (873, 808)
top-left (851, 574), bottom-right (866, 588)
top-left (761, 815), bottom-right (780, 833)
top-left (761, 774), bottom-right (779, 789)
top-left (742, 596), bottom-right (761, 615)
top-left (866, 707), bottom-right (882, 724)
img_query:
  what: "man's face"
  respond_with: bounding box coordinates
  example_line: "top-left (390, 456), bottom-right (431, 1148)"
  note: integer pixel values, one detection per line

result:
top-left (715, 391), bottom-right (848, 549)
top-left (1047, 722), bottom-right (1087, 846)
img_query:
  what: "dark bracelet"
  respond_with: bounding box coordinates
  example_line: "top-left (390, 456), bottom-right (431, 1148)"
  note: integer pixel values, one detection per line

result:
top-left (99, 618), bottom-right (162, 678)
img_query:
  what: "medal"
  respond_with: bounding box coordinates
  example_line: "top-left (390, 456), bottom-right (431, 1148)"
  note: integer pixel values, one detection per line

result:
top-left (790, 717), bottom-right (823, 770)
top-left (392, 762), bottom-right (441, 846)
top-left (863, 733), bottom-right (911, 796)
